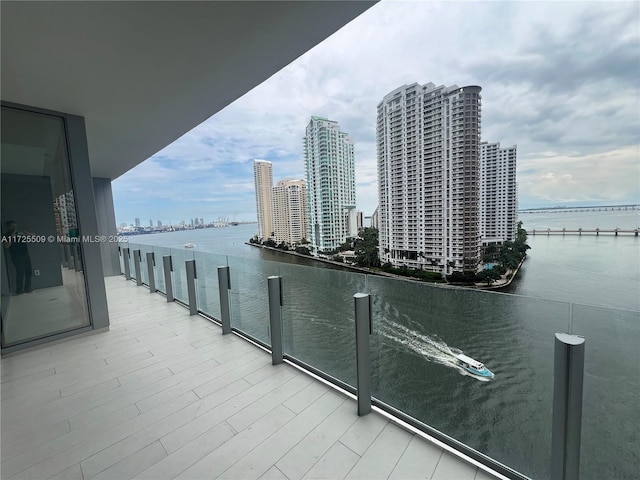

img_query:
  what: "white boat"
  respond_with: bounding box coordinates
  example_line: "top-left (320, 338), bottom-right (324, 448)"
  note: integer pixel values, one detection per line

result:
top-left (184, 243), bottom-right (196, 248)
top-left (456, 353), bottom-right (495, 378)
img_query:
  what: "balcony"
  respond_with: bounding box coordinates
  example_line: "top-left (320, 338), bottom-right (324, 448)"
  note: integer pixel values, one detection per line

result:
top-left (2, 275), bottom-right (501, 480)
top-left (3, 243), bottom-right (635, 480)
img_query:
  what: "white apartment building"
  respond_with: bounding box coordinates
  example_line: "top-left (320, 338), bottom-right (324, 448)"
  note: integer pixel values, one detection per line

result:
top-left (304, 116), bottom-right (356, 252)
top-left (253, 159), bottom-right (273, 239)
top-left (371, 207), bottom-right (379, 229)
top-left (272, 179), bottom-right (309, 245)
top-left (356, 210), bottom-right (364, 231)
top-left (480, 142), bottom-right (518, 244)
top-left (377, 82), bottom-right (482, 274)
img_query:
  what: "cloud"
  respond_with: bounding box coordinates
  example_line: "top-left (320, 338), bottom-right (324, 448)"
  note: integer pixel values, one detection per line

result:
top-left (113, 0), bottom-right (640, 225)
top-left (518, 146), bottom-right (640, 206)
top-left (475, 6), bottom-right (639, 94)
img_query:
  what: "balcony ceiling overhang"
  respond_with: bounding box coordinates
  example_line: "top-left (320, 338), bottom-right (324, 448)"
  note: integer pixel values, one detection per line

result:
top-left (1, 1), bottom-right (376, 179)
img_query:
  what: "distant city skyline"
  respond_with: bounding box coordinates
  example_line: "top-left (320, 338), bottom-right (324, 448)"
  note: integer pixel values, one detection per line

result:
top-left (112, 1), bottom-right (639, 225)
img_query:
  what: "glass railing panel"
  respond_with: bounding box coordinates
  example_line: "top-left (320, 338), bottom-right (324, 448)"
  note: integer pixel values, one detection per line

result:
top-left (152, 246), bottom-right (172, 294)
top-left (170, 247), bottom-right (194, 304)
top-left (194, 251), bottom-right (227, 321)
top-left (117, 244), bottom-right (125, 274)
top-left (126, 242), bottom-right (140, 280)
top-left (226, 256), bottom-right (280, 344)
top-left (367, 275), bottom-right (571, 480)
top-left (280, 263), bottom-right (366, 388)
top-left (137, 244), bottom-right (154, 286)
top-left (570, 304), bottom-right (639, 480)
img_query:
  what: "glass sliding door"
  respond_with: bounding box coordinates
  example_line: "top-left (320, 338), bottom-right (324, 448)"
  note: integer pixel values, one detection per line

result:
top-left (1, 106), bottom-right (90, 347)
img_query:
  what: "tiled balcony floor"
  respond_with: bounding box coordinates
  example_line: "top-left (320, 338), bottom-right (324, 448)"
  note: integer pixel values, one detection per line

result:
top-left (1, 276), bottom-right (502, 480)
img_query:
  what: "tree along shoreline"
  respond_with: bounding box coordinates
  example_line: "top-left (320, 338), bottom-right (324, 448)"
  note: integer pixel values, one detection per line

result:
top-left (245, 241), bottom-right (527, 292)
top-left (474, 255), bottom-right (526, 291)
top-left (248, 224), bottom-right (529, 289)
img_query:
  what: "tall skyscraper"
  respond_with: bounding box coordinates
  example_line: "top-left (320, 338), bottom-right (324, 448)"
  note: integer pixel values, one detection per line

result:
top-left (134, 217), bottom-right (140, 227)
top-left (253, 159), bottom-right (274, 239)
top-left (272, 179), bottom-right (309, 245)
top-left (304, 116), bottom-right (356, 252)
top-left (480, 142), bottom-right (518, 244)
top-left (377, 82), bottom-right (482, 274)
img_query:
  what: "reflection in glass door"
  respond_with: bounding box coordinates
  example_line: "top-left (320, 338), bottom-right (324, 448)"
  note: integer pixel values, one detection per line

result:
top-left (1, 106), bottom-right (90, 347)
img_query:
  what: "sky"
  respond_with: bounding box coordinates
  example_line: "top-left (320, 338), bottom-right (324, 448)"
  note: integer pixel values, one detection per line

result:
top-left (113, 0), bottom-right (640, 226)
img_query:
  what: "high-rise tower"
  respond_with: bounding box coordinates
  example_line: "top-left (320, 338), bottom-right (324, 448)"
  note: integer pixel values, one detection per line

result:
top-left (480, 142), bottom-right (518, 244)
top-left (303, 116), bottom-right (356, 252)
top-left (272, 179), bottom-right (309, 245)
top-left (253, 159), bottom-right (273, 239)
top-left (377, 82), bottom-right (481, 274)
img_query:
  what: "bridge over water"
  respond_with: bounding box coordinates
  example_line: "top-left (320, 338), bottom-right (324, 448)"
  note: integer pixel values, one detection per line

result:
top-left (520, 204), bottom-right (639, 214)
top-left (526, 228), bottom-right (639, 236)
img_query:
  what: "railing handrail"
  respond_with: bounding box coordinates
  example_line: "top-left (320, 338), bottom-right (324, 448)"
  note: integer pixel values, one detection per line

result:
top-left (120, 240), bottom-right (640, 314)
top-left (117, 241), bottom-right (634, 480)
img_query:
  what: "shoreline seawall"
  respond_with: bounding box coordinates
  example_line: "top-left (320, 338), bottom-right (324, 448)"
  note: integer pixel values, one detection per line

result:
top-left (246, 242), bottom-right (527, 291)
top-left (246, 242), bottom-right (387, 275)
top-left (476, 256), bottom-right (526, 291)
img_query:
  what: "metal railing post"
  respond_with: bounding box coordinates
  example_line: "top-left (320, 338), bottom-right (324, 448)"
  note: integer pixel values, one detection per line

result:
top-left (163, 255), bottom-right (174, 302)
top-left (133, 249), bottom-right (142, 286)
top-left (186, 259), bottom-right (197, 315)
top-left (551, 333), bottom-right (585, 480)
top-left (123, 248), bottom-right (131, 280)
top-left (146, 252), bottom-right (156, 293)
top-left (73, 243), bottom-right (82, 271)
top-left (354, 293), bottom-right (372, 416)
top-left (268, 276), bottom-right (283, 365)
top-left (61, 244), bottom-right (69, 268)
top-left (67, 244), bottom-right (74, 269)
top-left (217, 266), bottom-right (232, 334)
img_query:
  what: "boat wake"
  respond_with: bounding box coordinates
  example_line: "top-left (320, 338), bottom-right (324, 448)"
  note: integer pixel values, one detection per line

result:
top-left (376, 320), bottom-right (493, 382)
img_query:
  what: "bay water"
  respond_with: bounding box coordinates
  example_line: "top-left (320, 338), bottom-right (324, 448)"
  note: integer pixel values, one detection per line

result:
top-left (124, 209), bottom-right (639, 479)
